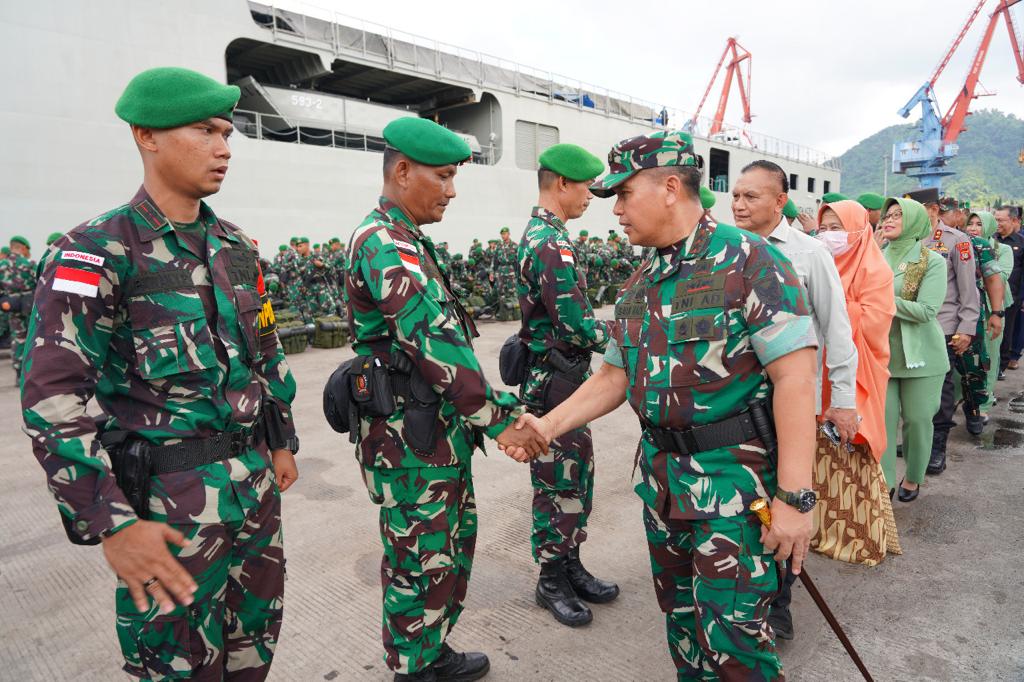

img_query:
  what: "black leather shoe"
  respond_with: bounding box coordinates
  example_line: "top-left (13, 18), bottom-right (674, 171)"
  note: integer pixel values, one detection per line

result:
top-left (927, 431), bottom-right (948, 475)
top-left (565, 547), bottom-right (620, 603)
top-left (889, 487), bottom-right (895, 501)
top-left (394, 644), bottom-right (490, 682)
top-left (897, 481), bottom-right (919, 503)
top-left (536, 559), bottom-right (593, 627)
top-left (965, 413), bottom-right (984, 436)
top-left (768, 604), bottom-right (794, 640)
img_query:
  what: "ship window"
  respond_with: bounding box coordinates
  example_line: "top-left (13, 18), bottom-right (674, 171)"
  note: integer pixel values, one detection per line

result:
top-left (807, 177), bottom-right (816, 193)
top-left (708, 148), bottom-right (729, 192)
top-left (823, 180), bottom-right (832, 194)
top-left (515, 120), bottom-right (560, 170)
top-left (790, 174), bottom-right (798, 193)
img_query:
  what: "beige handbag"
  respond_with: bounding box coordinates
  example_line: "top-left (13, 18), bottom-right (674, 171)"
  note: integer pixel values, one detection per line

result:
top-left (810, 434), bottom-right (902, 565)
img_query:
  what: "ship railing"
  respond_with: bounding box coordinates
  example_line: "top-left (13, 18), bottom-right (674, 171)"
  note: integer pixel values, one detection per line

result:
top-left (234, 109), bottom-right (500, 165)
top-left (252, 2), bottom-right (839, 171)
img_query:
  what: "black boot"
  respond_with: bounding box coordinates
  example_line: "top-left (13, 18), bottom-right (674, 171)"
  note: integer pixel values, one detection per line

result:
top-left (536, 558), bottom-right (593, 627)
top-left (394, 644), bottom-right (490, 682)
top-left (767, 603), bottom-right (794, 640)
top-left (927, 430), bottom-right (948, 475)
top-left (565, 547), bottom-right (620, 604)
top-left (965, 412), bottom-right (985, 436)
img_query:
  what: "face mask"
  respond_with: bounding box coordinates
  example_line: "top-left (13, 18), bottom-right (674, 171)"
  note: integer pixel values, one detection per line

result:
top-left (816, 230), bottom-right (852, 256)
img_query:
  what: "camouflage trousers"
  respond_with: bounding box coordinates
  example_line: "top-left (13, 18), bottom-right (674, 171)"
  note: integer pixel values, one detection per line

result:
top-left (362, 462), bottom-right (477, 674)
top-left (530, 425), bottom-right (594, 563)
top-left (644, 503), bottom-right (783, 681)
top-left (115, 462), bottom-right (284, 681)
top-left (10, 313), bottom-right (26, 376)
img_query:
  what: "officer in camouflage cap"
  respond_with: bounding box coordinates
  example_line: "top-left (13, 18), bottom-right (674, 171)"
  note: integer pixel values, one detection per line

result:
top-left (514, 142), bottom-right (619, 627)
top-left (508, 130), bottom-right (819, 680)
top-left (20, 67), bottom-right (299, 680)
top-left (344, 116), bottom-right (546, 681)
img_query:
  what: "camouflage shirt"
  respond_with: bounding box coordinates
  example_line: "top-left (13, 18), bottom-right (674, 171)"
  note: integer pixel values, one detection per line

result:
top-left (345, 197), bottom-right (523, 469)
top-left (4, 253), bottom-right (37, 294)
top-left (20, 187), bottom-right (297, 541)
top-left (516, 207), bottom-right (609, 408)
top-left (604, 217), bottom-right (816, 519)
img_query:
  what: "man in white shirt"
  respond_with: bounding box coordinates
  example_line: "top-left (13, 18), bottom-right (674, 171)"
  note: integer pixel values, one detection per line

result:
top-left (732, 160), bottom-right (859, 641)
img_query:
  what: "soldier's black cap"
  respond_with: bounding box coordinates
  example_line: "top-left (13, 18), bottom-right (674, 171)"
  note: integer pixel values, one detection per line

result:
top-left (903, 188), bottom-right (940, 205)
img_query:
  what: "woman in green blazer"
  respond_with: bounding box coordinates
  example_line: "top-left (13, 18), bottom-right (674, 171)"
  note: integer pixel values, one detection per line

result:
top-left (965, 211), bottom-right (1012, 415)
top-left (880, 197), bottom-right (950, 502)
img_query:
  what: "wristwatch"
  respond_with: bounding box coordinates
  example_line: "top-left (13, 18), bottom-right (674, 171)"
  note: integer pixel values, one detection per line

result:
top-left (284, 435), bottom-right (300, 455)
top-left (992, 310), bottom-right (1005, 318)
top-left (775, 486), bottom-right (817, 513)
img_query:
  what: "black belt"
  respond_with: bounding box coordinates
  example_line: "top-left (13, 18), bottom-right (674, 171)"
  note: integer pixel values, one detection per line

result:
top-left (643, 409), bottom-right (761, 456)
top-left (148, 428), bottom-right (255, 475)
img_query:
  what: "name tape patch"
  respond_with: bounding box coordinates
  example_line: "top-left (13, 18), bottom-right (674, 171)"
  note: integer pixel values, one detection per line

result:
top-left (60, 251), bottom-right (104, 267)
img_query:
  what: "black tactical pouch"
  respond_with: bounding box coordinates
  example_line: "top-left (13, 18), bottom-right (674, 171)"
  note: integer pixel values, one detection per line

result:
top-left (499, 334), bottom-right (531, 386)
top-left (259, 397), bottom-right (288, 451)
top-left (323, 358), bottom-right (356, 435)
top-left (541, 348), bottom-right (592, 413)
top-left (110, 440), bottom-right (153, 519)
top-left (350, 356), bottom-right (395, 418)
top-left (391, 351), bottom-right (443, 455)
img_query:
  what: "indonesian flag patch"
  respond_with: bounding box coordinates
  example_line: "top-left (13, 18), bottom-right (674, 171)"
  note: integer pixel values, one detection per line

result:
top-left (52, 265), bottom-right (100, 297)
top-left (559, 247), bottom-right (574, 264)
top-left (399, 250), bottom-right (423, 277)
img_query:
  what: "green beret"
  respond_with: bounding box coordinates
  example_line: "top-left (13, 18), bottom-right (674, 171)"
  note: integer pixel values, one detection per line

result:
top-left (46, 231), bottom-right (63, 245)
top-left (330, 237), bottom-right (341, 244)
top-left (488, 239), bottom-right (498, 244)
top-left (467, 258), bottom-right (476, 266)
top-left (579, 230), bottom-right (589, 237)
top-left (821, 192), bottom-right (849, 204)
top-left (699, 186), bottom-right (716, 210)
top-left (296, 236), bottom-right (310, 244)
top-left (313, 243), bottom-right (320, 249)
top-left (383, 117), bottom-right (471, 166)
top-left (610, 258), bottom-right (620, 267)
top-left (856, 192), bottom-right (884, 211)
top-left (1, 247), bottom-right (9, 255)
top-left (454, 253), bottom-right (463, 260)
top-left (500, 227), bottom-right (510, 234)
top-left (290, 236), bottom-right (298, 243)
top-left (782, 198), bottom-right (799, 219)
top-left (10, 235), bottom-right (30, 249)
top-left (538, 143), bottom-right (604, 182)
top-left (278, 245), bottom-right (288, 252)
top-left (590, 236), bottom-right (601, 242)
top-left (115, 67), bottom-right (240, 129)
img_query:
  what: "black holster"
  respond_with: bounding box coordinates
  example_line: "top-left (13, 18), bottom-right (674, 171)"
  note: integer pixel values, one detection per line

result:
top-left (499, 334), bottom-right (532, 386)
top-left (391, 351), bottom-right (443, 455)
top-left (258, 397), bottom-right (288, 451)
top-left (541, 347), bottom-right (592, 413)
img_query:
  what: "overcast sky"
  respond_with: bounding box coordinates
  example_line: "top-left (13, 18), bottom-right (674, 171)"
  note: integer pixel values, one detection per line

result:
top-left (280, 0), bottom-right (1024, 155)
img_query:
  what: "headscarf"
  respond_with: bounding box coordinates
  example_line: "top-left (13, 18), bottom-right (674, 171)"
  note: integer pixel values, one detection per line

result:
top-left (881, 197), bottom-right (930, 270)
top-left (817, 201), bottom-right (895, 461)
top-left (970, 211), bottom-right (998, 241)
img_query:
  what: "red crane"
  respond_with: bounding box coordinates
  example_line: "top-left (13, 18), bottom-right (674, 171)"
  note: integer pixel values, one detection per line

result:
top-left (689, 38), bottom-right (752, 136)
top-left (941, 0), bottom-right (1024, 144)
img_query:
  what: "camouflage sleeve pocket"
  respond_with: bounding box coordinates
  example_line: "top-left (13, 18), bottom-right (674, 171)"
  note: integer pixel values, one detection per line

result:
top-left (234, 286), bottom-right (264, 361)
top-left (128, 295), bottom-right (218, 379)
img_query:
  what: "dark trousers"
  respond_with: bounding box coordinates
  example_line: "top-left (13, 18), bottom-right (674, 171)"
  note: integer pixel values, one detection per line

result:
top-left (773, 563), bottom-right (799, 611)
top-left (1001, 298), bottom-right (1021, 370)
top-left (932, 339), bottom-right (960, 438)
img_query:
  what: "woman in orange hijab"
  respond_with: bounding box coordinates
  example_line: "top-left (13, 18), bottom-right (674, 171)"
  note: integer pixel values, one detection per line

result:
top-left (812, 200), bottom-right (900, 565)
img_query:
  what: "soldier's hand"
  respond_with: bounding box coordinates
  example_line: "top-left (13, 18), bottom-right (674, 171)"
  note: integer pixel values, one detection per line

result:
top-left (496, 416), bottom-right (550, 462)
top-left (760, 498), bottom-right (813, 575)
top-left (101, 520), bottom-right (197, 614)
top-left (988, 314), bottom-right (1004, 340)
top-left (949, 334), bottom-right (972, 355)
top-left (272, 449), bottom-right (299, 492)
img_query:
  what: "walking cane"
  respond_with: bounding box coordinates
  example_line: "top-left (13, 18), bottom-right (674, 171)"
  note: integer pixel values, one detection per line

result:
top-left (750, 498), bottom-right (875, 682)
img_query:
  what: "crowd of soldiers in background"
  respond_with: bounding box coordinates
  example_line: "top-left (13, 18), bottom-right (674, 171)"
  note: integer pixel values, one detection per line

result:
top-left (258, 227), bottom-right (640, 354)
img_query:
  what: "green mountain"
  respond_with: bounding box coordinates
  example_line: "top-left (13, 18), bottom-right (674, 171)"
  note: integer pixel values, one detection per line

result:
top-left (836, 109), bottom-right (1024, 206)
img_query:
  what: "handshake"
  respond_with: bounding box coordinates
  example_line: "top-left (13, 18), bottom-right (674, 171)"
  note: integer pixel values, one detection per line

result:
top-left (496, 413), bottom-right (555, 463)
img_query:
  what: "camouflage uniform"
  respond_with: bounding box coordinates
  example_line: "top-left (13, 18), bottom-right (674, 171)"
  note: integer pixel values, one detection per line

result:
top-left (492, 237), bottom-right (519, 316)
top-left (298, 253), bottom-right (339, 319)
top-left (20, 187), bottom-right (297, 680)
top-left (0, 252), bottom-right (11, 346)
top-left (951, 235), bottom-right (1001, 411)
top-left (345, 197), bottom-right (524, 675)
top-left (517, 207), bottom-right (609, 563)
top-left (574, 236), bottom-right (591, 279)
top-left (604, 215), bottom-right (815, 680)
top-left (4, 251), bottom-right (37, 377)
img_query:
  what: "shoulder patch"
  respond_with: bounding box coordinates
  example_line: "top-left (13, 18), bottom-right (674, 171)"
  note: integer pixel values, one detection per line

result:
top-left (52, 265), bottom-right (100, 297)
top-left (392, 239), bottom-right (417, 253)
top-left (60, 250), bottom-right (105, 267)
top-left (957, 241), bottom-right (971, 261)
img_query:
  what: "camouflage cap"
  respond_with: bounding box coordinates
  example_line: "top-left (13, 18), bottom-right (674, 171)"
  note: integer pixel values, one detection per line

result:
top-left (938, 196), bottom-right (960, 212)
top-left (590, 130), bottom-right (701, 198)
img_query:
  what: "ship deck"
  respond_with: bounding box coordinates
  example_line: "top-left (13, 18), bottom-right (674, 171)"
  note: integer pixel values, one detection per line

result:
top-left (1, 313), bottom-right (1021, 681)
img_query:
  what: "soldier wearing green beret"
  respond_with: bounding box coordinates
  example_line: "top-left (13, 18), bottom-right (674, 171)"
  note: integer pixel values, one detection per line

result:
top-left (20, 67), bottom-right (298, 679)
top-left (856, 192), bottom-right (885, 228)
top-left (512, 143), bottom-right (618, 627)
top-left (344, 116), bottom-right (546, 680)
top-left (821, 191), bottom-right (848, 204)
top-left (0, 245), bottom-right (10, 351)
top-left (1, 235), bottom-right (36, 379)
top-left (46, 231), bottom-right (63, 246)
top-left (508, 130), bottom-right (818, 680)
